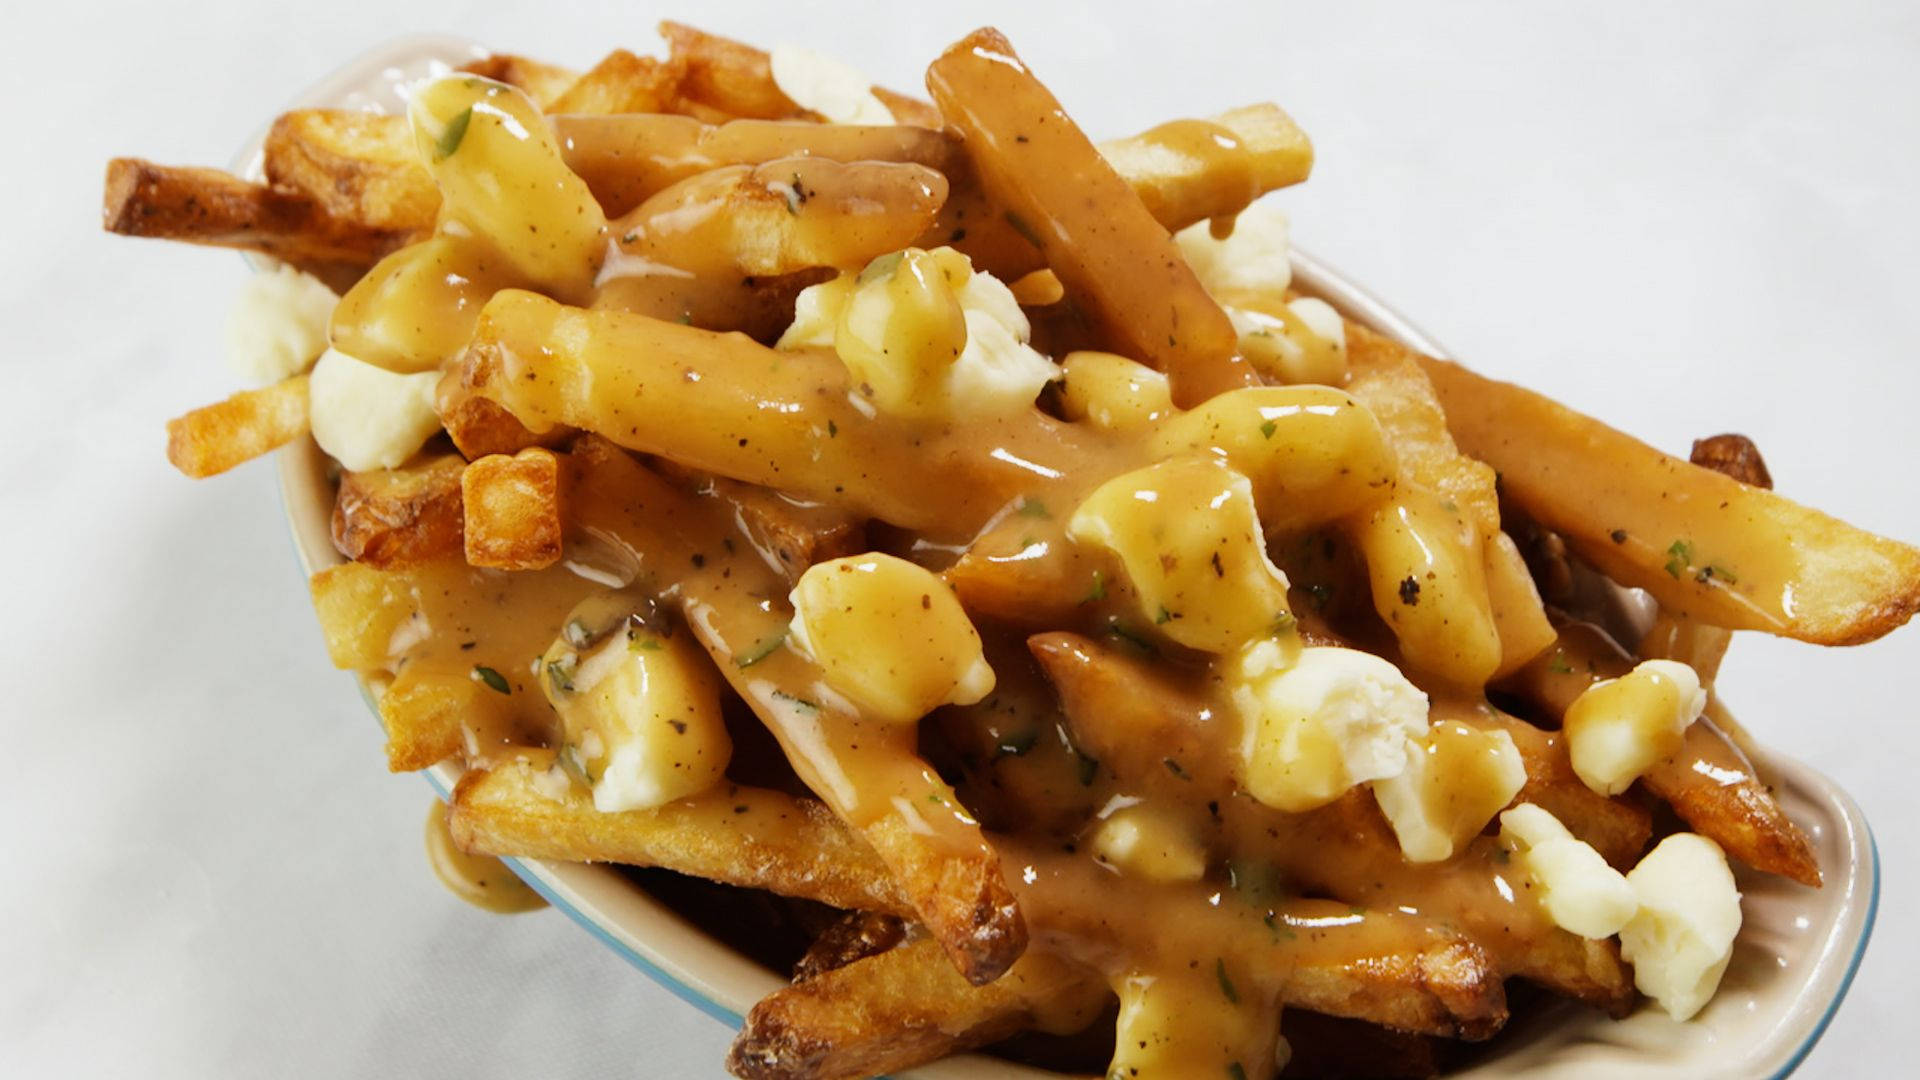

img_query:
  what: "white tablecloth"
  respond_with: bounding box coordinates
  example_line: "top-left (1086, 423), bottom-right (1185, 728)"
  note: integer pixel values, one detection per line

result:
top-left (6, 2), bottom-right (1916, 1076)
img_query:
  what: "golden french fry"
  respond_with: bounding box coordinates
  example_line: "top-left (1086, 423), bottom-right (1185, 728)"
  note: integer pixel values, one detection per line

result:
top-left (1420, 351), bottom-right (1920, 644)
top-left (164, 374), bottom-right (310, 478)
top-left (1097, 103), bottom-right (1314, 231)
top-left (377, 667), bottom-right (483, 771)
top-left (927, 28), bottom-right (1251, 406)
top-left (462, 447), bottom-right (565, 570)
top-left (546, 49), bottom-right (684, 114)
top-left (729, 936), bottom-right (1105, 1080)
top-left (461, 290), bottom-right (1106, 540)
top-left (451, 760), bottom-right (912, 914)
top-left (651, 462), bottom-right (867, 584)
top-left (790, 912), bottom-right (907, 984)
top-left (457, 53), bottom-right (581, 109)
top-left (434, 368), bottom-right (570, 460)
top-left (660, 20), bottom-right (939, 126)
top-left (331, 453), bottom-right (466, 568)
top-left (102, 158), bottom-right (408, 282)
top-left (263, 109), bottom-right (438, 234)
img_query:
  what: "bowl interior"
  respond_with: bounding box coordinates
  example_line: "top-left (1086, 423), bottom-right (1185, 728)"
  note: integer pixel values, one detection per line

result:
top-left (267, 35), bottom-right (1876, 1080)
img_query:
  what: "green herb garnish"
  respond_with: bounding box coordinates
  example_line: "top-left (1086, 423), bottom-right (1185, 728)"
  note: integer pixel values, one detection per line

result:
top-left (434, 107), bottom-right (473, 160)
top-left (1664, 539), bottom-right (1693, 579)
top-left (735, 628), bottom-right (788, 668)
top-left (470, 664), bottom-right (510, 695)
top-left (1080, 570), bottom-right (1107, 605)
top-left (1259, 419), bottom-right (1278, 439)
top-left (1017, 496), bottom-right (1050, 518)
top-left (1215, 958), bottom-right (1239, 1003)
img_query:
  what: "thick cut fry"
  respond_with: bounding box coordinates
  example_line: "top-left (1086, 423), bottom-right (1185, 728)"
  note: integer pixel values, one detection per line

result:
top-left (791, 912), bottom-right (907, 984)
top-left (378, 668), bottom-right (485, 771)
top-left (927, 29), bottom-right (1251, 406)
top-left (451, 760), bottom-right (911, 914)
top-left (164, 374), bottom-right (310, 478)
top-left (331, 453), bottom-right (466, 567)
top-left (660, 20), bottom-right (940, 126)
top-left (1420, 352), bottom-right (1920, 644)
top-left (102, 159), bottom-right (408, 280)
top-left (563, 439), bottom-right (1027, 982)
top-left (652, 463), bottom-right (867, 583)
top-left (262, 109), bottom-right (438, 234)
top-left (457, 53), bottom-right (581, 109)
top-left (604, 156), bottom-right (947, 279)
top-left (308, 559), bottom-right (447, 670)
top-left (556, 114), bottom-right (956, 218)
top-left (1098, 103), bottom-right (1314, 232)
top-left (1463, 706), bottom-right (1651, 868)
top-left (435, 368), bottom-right (570, 460)
top-left (1029, 632), bottom-right (1634, 1014)
top-left (462, 447), bottom-right (565, 570)
top-left (462, 290), bottom-right (1113, 540)
top-left (546, 49), bottom-right (683, 114)
top-left (728, 937), bottom-right (1105, 1080)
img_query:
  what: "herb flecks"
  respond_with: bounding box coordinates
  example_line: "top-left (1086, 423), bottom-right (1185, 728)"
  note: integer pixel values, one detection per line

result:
top-left (1017, 496), bottom-right (1051, 519)
top-left (1398, 576), bottom-right (1421, 605)
top-left (1080, 571), bottom-right (1108, 605)
top-left (735, 627), bottom-right (789, 668)
top-left (1664, 539), bottom-right (1694, 579)
top-left (435, 107), bottom-right (473, 160)
top-left (470, 664), bottom-right (510, 695)
top-left (1215, 958), bottom-right (1239, 1003)
top-left (770, 688), bottom-right (820, 712)
top-left (1259, 419), bottom-right (1278, 439)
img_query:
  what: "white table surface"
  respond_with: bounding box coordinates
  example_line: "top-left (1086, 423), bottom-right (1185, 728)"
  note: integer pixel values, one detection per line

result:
top-left (5, 1), bottom-right (1916, 1076)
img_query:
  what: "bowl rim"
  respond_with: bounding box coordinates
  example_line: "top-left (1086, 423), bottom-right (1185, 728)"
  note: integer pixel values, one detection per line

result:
top-left (258, 32), bottom-right (1879, 1080)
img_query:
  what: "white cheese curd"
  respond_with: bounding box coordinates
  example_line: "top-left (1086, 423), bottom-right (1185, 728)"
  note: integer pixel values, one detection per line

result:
top-left (1089, 803), bottom-right (1208, 884)
top-left (1174, 199), bottom-right (1292, 298)
top-left (1230, 644), bottom-right (1430, 813)
top-left (1498, 803), bottom-right (1637, 939)
top-left (1226, 297), bottom-right (1348, 386)
top-left (1565, 658), bottom-right (1708, 795)
top-left (307, 348), bottom-right (442, 472)
top-left (1056, 351), bottom-right (1174, 430)
top-left (1619, 833), bottom-right (1744, 1021)
top-left (1372, 720), bottom-right (1526, 863)
top-left (225, 264), bottom-right (337, 383)
top-left (768, 43), bottom-right (894, 125)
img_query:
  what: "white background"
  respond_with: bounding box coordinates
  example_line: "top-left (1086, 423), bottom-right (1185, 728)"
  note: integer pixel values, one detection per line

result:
top-left (4, 1), bottom-right (1916, 1076)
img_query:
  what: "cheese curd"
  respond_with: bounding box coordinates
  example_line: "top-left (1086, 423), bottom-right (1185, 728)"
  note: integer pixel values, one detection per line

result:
top-left (1230, 643), bottom-right (1430, 813)
top-left (1371, 719), bottom-right (1526, 863)
top-left (225, 263), bottom-right (336, 383)
top-left (1227, 296), bottom-right (1348, 386)
top-left (1067, 457), bottom-right (1293, 654)
top-left (1564, 659), bottom-right (1707, 796)
top-left (1056, 351), bottom-right (1174, 430)
top-left (783, 247), bottom-right (1059, 420)
top-left (539, 601), bottom-right (731, 813)
top-left (1497, 803), bottom-right (1637, 939)
top-left (1174, 198), bottom-right (1292, 299)
top-left (1089, 802), bottom-right (1209, 884)
top-left (307, 348), bottom-right (442, 471)
top-left (768, 43), bottom-right (895, 125)
top-left (788, 553), bottom-right (995, 723)
top-left (1619, 833), bottom-right (1743, 1021)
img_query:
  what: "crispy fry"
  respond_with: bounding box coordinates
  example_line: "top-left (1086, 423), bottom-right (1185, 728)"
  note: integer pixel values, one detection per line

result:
top-left (457, 53), bottom-right (581, 109)
top-left (1029, 632), bottom-right (1634, 1014)
top-left (262, 109), bottom-right (437, 234)
top-left (377, 668), bottom-right (482, 771)
top-left (927, 29), bottom-right (1251, 406)
top-left (791, 912), bottom-right (907, 984)
top-left (462, 290), bottom-right (1109, 540)
top-left (1463, 706), bottom-right (1651, 868)
top-left (435, 368), bottom-right (570, 460)
top-left (462, 447), bottom-right (565, 570)
top-left (164, 373), bottom-right (310, 478)
top-left (652, 462), bottom-right (867, 584)
top-left (307, 559), bottom-right (450, 670)
top-left (451, 760), bottom-right (912, 914)
top-left (660, 20), bottom-right (939, 126)
top-left (547, 49), bottom-right (684, 114)
top-left (1420, 350), bottom-right (1920, 644)
top-left (729, 936), bottom-right (1105, 1080)
top-left (1098, 103), bottom-right (1314, 231)
top-left (102, 158), bottom-right (407, 280)
top-left (1689, 432), bottom-right (1774, 490)
top-left (330, 453), bottom-right (466, 567)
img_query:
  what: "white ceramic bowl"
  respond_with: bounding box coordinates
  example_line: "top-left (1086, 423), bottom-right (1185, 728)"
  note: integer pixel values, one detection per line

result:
top-left (262, 35), bottom-right (1877, 1079)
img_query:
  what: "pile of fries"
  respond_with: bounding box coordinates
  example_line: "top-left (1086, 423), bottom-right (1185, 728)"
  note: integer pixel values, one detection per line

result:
top-left (106, 21), bottom-right (1920, 1080)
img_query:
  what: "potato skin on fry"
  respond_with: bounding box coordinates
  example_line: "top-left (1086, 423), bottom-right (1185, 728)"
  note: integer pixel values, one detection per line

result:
top-left (330, 453), bottom-right (465, 567)
top-left (165, 374), bottom-right (310, 478)
top-left (462, 447), bottom-right (565, 571)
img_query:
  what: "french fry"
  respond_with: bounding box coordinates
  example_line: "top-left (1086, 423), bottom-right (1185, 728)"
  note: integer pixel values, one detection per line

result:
top-left (1689, 432), bottom-right (1774, 490)
top-left (330, 452), bottom-right (466, 567)
top-left (307, 559), bottom-right (449, 670)
top-left (660, 20), bottom-right (940, 127)
top-left (262, 109), bottom-right (437, 234)
top-left (377, 667), bottom-right (484, 771)
top-left (790, 912), bottom-right (907, 984)
top-left (729, 936), bottom-right (1105, 1080)
top-left (1028, 632), bottom-right (1634, 1014)
top-left (1420, 351), bottom-right (1920, 644)
top-left (556, 113), bottom-right (956, 217)
top-left (651, 462), bottom-right (867, 584)
top-left (451, 760), bottom-right (913, 914)
top-left (605, 155), bottom-right (947, 279)
top-left (457, 53), bottom-right (581, 109)
top-left (461, 290), bottom-right (1108, 540)
top-left (1463, 706), bottom-right (1651, 868)
top-left (164, 373), bottom-right (310, 478)
top-left (927, 29), bottom-right (1251, 407)
top-left (563, 439), bottom-right (1029, 983)
top-left (462, 447), bottom-right (565, 570)
top-left (435, 368), bottom-right (570, 460)
top-left (546, 49), bottom-right (683, 114)
top-left (102, 159), bottom-right (408, 280)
